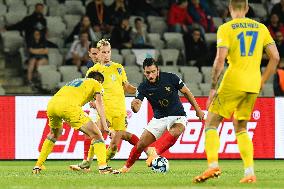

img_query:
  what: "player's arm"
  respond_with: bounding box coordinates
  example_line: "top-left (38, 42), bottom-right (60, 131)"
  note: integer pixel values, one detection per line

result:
top-left (131, 85), bottom-right (144, 113)
top-left (94, 93), bottom-right (109, 133)
top-left (211, 47), bottom-right (228, 89)
top-left (89, 100), bottom-right (96, 109)
top-left (180, 86), bottom-right (204, 121)
top-left (123, 81), bottom-right (137, 94)
top-left (261, 44), bottom-right (280, 89)
top-left (206, 47), bottom-right (228, 109)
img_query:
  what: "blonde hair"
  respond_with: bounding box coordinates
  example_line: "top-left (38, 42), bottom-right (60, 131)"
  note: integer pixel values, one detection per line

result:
top-left (96, 39), bottom-right (111, 49)
top-left (230, 0), bottom-right (248, 10)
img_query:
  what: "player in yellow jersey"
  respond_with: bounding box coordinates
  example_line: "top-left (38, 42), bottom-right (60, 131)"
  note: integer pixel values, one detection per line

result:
top-left (193, 0), bottom-right (279, 184)
top-left (70, 39), bottom-right (139, 171)
top-left (33, 71), bottom-right (116, 174)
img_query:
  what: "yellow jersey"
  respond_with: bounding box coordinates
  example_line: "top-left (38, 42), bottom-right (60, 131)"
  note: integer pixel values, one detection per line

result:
top-left (217, 17), bottom-right (274, 93)
top-left (86, 62), bottom-right (128, 116)
top-left (52, 78), bottom-right (103, 107)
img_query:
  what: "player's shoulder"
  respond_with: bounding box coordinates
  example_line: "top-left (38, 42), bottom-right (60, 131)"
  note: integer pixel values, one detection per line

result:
top-left (84, 78), bottom-right (100, 85)
top-left (161, 72), bottom-right (179, 79)
top-left (137, 80), bottom-right (147, 91)
top-left (218, 21), bottom-right (230, 31)
top-left (88, 63), bottom-right (100, 71)
top-left (111, 62), bottom-right (124, 69)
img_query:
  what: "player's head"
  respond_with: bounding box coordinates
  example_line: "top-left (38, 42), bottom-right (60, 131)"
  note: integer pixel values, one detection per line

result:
top-left (96, 39), bottom-right (111, 64)
top-left (229, 0), bottom-right (249, 17)
top-left (88, 41), bottom-right (99, 63)
top-left (87, 71), bottom-right (104, 83)
top-left (142, 58), bottom-right (159, 83)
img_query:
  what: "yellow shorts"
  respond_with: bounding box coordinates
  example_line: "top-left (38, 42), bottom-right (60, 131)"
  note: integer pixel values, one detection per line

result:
top-left (47, 99), bottom-right (91, 130)
top-left (209, 89), bottom-right (258, 120)
top-left (106, 113), bottom-right (127, 131)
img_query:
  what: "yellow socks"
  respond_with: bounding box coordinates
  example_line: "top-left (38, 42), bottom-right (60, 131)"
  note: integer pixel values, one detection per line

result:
top-left (205, 128), bottom-right (220, 168)
top-left (92, 139), bottom-right (107, 168)
top-left (106, 147), bottom-right (118, 163)
top-left (35, 138), bottom-right (55, 167)
top-left (87, 144), bottom-right (95, 161)
top-left (236, 131), bottom-right (254, 175)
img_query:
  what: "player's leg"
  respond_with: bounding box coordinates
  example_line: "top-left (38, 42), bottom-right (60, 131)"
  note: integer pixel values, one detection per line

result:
top-left (70, 116), bottom-right (107, 171)
top-left (121, 131), bottom-right (140, 146)
top-left (194, 90), bottom-right (236, 183)
top-left (69, 108), bottom-right (113, 174)
top-left (193, 112), bottom-right (223, 182)
top-left (120, 118), bottom-right (166, 172)
top-left (83, 108), bottom-right (100, 162)
top-left (106, 130), bottom-right (122, 162)
top-left (234, 119), bottom-right (256, 183)
top-left (234, 93), bottom-right (258, 183)
top-left (120, 129), bottom-right (156, 173)
top-left (33, 117), bottom-right (62, 174)
top-left (33, 101), bottom-right (63, 174)
top-left (106, 115), bottom-right (126, 162)
top-left (83, 136), bottom-right (92, 161)
top-left (120, 116), bottom-right (139, 146)
top-left (146, 116), bottom-right (187, 160)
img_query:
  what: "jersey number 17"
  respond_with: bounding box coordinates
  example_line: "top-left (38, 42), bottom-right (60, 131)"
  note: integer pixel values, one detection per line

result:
top-left (237, 31), bottom-right (258, 57)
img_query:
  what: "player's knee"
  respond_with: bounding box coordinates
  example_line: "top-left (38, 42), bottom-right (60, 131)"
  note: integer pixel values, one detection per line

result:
top-left (121, 131), bottom-right (131, 141)
top-left (233, 120), bottom-right (247, 133)
top-left (136, 141), bottom-right (147, 151)
top-left (109, 141), bottom-right (118, 151)
top-left (169, 125), bottom-right (185, 137)
top-left (49, 128), bottom-right (62, 140)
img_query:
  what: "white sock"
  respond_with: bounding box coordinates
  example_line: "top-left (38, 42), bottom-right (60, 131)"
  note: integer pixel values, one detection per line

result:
top-left (244, 167), bottom-right (254, 177)
top-left (208, 162), bottom-right (219, 169)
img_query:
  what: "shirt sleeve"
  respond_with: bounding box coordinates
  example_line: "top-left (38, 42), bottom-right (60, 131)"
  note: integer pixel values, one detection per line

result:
top-left (171, 73), bottom-right (185, 90)
top-left (121, 65), bottom-right (128, 83)
top-left (135, 85), bottom-right (145, 101)
top-left (216, 25), bottom-right (229, 48)
top-left (263, 25), bottom-right (275, 48)
top-left (93, 80), bottom-right (104, 95)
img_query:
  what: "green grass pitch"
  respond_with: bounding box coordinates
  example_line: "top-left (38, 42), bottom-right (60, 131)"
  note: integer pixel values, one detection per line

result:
top-left (0, 160), bottom-right (283, 189)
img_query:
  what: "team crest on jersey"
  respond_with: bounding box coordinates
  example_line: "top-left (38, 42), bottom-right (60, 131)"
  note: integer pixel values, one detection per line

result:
top-left (117, 68), bottom-right (122, 75)
top-left (165, 86), bottom-right (171, 92)
top-left (111, 74), bottom-right (116, 81)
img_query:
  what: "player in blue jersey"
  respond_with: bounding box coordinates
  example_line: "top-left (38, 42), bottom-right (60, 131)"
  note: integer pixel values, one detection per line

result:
top-left (119, 58), bottom-right (205, 173)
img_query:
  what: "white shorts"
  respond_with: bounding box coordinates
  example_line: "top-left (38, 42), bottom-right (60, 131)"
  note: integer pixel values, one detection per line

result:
top-left (145, 116), bottom-right (187, 139)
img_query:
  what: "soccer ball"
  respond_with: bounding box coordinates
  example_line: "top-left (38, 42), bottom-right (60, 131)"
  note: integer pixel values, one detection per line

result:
top-left (151, 156), bottom-right (169, 173)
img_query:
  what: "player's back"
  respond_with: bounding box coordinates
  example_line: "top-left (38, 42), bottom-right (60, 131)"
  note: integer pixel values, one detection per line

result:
top-left (52, 78), bottom-right (102, 107)
top-left (217, 18), bottom-right (274, 93)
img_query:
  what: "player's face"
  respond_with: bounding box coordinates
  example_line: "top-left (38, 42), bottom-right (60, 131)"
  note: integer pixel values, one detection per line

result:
top-left (144, 65), bottom-right (159, 83)
top-left (89, 47), bottom-right (99, 62)
top-left (98, 45), bottom-right (111, 64)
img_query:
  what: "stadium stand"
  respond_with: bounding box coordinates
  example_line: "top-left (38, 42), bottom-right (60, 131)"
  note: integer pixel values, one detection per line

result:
top-left (0, 0), bottom-right (276, 96)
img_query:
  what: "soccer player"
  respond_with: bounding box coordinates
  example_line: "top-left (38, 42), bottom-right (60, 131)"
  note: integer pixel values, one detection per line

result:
top-left (193, 0), bottom-right (280, 184)
top-left (33, 71), bottom-right (115, 174)
top-left (119, 58), bottom-right (205, 173)
top-left (70, 39), bottom-right (139, 171)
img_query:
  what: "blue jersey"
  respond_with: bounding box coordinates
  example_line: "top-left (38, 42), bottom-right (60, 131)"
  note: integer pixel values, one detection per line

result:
top-left (136, 72), bottom-right (186, 119)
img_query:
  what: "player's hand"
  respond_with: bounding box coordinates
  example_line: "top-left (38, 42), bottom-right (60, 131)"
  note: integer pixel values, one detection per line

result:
top-left (105, 129), bottom-right (115, 139)
top-left (131, 99), bottom-right (141, 113)
top-left (260, 82), bottom-right (265, 91)
top-left (196, 109), bottom-right (205, 121)
top-left (89, 101), bottom-right (96, 109)
top-left (206, 89), bottom-right (216, 110)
